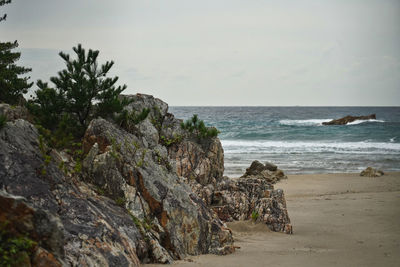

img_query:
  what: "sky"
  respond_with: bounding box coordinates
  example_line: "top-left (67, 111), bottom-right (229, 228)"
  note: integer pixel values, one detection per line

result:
top-left (1, 0), bottom-right (400, 106)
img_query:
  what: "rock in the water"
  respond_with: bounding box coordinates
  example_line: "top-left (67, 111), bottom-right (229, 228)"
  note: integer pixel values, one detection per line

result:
top-left (322, 114), bottom-right (376, 125)
top-left (360, 167), bottom-right (384, 177)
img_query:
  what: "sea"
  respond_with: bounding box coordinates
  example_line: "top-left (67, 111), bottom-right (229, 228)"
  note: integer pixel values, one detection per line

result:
top-left (169, 106), bottom-right (400, 177)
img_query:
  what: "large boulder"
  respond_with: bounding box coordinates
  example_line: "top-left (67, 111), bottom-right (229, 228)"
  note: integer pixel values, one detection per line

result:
top-left (322, 114), bottom-right (376, 125)
top-left (82, 118), bottom-right (234, 261)
top-left (210, 177), bottom-right (292, 234)
top-left (120, 93), bottom-right (168, 122)
top-left (241, 160), bottom-right (287, 184)
top-left (360, 167), bottom-right (384, 177)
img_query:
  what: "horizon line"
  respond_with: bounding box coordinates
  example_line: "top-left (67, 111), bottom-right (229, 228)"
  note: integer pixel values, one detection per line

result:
top-left (170, 105), bottom-right (400, 107)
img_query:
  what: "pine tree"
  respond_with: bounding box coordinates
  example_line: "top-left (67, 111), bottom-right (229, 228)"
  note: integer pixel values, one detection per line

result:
top-left (29, 44), bottom-right (129, 137)
top-left (0, 0), bottom-right (33, 105)
top-left (0, 0), bottom-right (12, 22)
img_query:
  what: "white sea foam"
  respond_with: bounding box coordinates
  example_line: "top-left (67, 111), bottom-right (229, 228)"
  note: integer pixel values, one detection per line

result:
top-left (279, 119), bottom-right (331, 126)
top-left (221, 139), bottom-right (400, 154)
top-left (279, 118), bottom-right (385, 126)
top-left (347, 119), bottom-right (385, 125)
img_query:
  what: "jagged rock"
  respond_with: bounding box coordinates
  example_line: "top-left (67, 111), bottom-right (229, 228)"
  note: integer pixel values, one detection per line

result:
top-left (121, 94), bottom-right (168, 122)
top-left (322, 114), bottom-right (376, 125)
top-left (0, 103), bottom-right (30, 121)
top-left (360, 167), bottom-right (384, 177)
top-left (241, 160), bottom-right (287, 184)
top-left (210, 177), bottom-right (292, 234)
top-left (265, 161), bottom-right (278, 171)
top-left (82, 118), bottom-right (234, 261)
top-left (0, 119), bottom-right (142, 266)
top-left (0, 190), bottom-right (64, 266)
top-left (168, 138), bottom-right (224, 185)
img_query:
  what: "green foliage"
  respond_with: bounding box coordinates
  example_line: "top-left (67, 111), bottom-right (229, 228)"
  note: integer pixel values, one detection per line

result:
top-left (0, 40), bottom-right (33, 105)
top-left (95, 185), bottom-right (105, 196)
top-left (160, 134), bottom-right (183, 147)
top-left (251, 210), bottom-right (259, 222)
top-left (181, 114), bottom-right (220, 139)
top-left (71, 142), bottom-right (83, 174)
top-left (129, 213), bottom-right (153, 236)
top-left (109, 136), bottom-right (122, 160)
top-left (0, 1), bottom-right (33, 105)
top-left (115, 197), bottom-right (126, 207)
top-left (37, 127), bottom-right (83, 175)
top-left (130, 214), bottom-right (142, 229)
top-left (0, 114), bottom-right (7, 129)
top-left (0, 221), bottom-right (37, 267)
top-left (116, 108), bottom-right (150, 132)
top-left (136, 149), bottom-right (147, 168)
top-left (27, 82), bottom-right (67, 132)
top-left (38, 135), bottom-right (52, 175)
top-left (35, 115), bottom-right (76, 149)
top-left (28, 44), bottom-right (128, 139)
top-left (57, 161), bottom-right (68, 175)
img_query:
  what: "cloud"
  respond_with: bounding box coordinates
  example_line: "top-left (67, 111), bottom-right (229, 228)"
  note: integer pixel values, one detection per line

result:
top-left (3, 0), bottom-right (400, 105)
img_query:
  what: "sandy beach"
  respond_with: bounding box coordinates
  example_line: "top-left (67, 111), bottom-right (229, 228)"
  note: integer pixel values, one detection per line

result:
top-left (147, 172), bottom-right (400, 267)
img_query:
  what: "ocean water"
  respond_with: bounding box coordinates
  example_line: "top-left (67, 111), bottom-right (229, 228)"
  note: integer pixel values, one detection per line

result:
top-left (169, 106), bottom-right (400, 176)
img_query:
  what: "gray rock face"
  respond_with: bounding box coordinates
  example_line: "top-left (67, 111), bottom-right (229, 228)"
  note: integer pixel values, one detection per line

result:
top-left (0, 119), bottom-right (142, 266)
top-left (121, 93), bottom-right (168, 122)
top-left (0, 190), bottom-right (65, 266)
top-left (360, 167), bottom-right (384, 177)
top-left (82, 118), bottom-right (234, 262)
top-left (161, 113), bottom-right (225, 186)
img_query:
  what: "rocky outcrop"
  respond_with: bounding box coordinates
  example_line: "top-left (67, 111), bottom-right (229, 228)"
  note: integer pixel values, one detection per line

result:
top-left (1, 119), bottom-right (142, 266)
top-left (0, 93), bottom-right (292, 266)
top-left (0, 103), bottom-right (30, 121)
top-left (210, 176), bottom-right (292, 234)
top-left (82, 118), bottom-right (234, 261)
top-left (322, 114), bottom-right (376, 125)
top-left (360, 167), bottom-right (384, 177)
top-left (164, 118), bottom-right (292, 234)
top-left (161, 114), bottom-right (224, 186)
top-left (241, 160), bottom-right (287, 184)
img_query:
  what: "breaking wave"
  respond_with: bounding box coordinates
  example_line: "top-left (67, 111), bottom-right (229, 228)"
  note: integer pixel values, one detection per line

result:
top-left (279, 119), bottom-right (331, 126)
top-left (221, 140), bottom-right (400, 154)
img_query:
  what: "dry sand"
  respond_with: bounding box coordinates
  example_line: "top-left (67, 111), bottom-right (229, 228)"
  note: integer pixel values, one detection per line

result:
top-left (147, 172), bottom-right (400, 267)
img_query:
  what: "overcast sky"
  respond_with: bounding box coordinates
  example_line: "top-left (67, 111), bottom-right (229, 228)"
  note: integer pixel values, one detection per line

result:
top-left (1, 0), bottom-right (400, 106)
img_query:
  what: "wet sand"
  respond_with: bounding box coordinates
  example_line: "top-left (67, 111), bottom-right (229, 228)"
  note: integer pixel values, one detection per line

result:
top-left (147, 172), bottom-right (400, 267)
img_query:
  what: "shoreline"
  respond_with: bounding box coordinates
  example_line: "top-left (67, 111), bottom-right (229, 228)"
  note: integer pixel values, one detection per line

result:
top-left (146, 172), bottom-right (400, 266)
